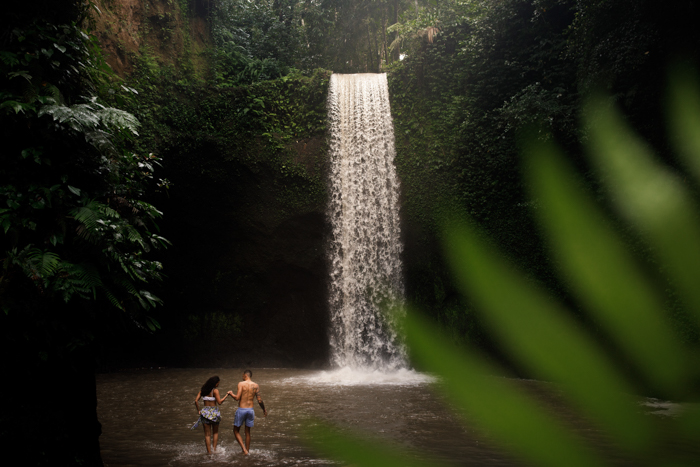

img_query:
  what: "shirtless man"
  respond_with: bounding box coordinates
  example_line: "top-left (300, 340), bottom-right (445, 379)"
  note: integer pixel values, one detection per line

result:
top-left (227, 370), bottom-right (267, 455)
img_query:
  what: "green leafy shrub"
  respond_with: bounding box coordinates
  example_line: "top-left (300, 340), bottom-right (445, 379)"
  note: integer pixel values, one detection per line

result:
top-left (0, 10), bottom-right (168, 326)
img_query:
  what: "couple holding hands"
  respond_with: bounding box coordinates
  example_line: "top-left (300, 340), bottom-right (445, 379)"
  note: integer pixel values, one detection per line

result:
top-left (192, 370), bottom-right (267, 455)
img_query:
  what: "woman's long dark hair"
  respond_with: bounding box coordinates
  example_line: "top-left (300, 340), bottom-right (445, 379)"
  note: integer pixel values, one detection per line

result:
top-left (200, 376), bottom-right (220, 397)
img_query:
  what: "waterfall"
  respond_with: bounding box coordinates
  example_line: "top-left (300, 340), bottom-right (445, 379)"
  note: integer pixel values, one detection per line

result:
top-left (326, 73), bottom-right (407, 370)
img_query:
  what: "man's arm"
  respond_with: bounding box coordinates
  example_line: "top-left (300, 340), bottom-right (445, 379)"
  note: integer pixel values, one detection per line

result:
top-left (255, 385), bottom-right (267, 416)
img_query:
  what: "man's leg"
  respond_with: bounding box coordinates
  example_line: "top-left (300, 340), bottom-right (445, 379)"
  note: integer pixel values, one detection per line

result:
top-left (245, 426), bottom-right (251, 452)
top-left (233, 425), bottom-right (248, 455)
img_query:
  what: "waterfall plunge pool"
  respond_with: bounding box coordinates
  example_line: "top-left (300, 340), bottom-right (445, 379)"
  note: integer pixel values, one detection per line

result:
top-left (97, 367), bottom-right (505, 466)
top-left (97, 368), bottom-right (698, 466)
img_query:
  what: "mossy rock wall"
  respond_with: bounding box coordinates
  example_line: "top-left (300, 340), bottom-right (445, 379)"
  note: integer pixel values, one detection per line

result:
top-left (92, 0), bottom-right (212, 77)
top-left (100, 69), bottom-right (333, 368)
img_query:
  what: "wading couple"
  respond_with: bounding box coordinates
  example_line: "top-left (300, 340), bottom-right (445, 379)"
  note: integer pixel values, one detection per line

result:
top-left (191, 370), bottom-right (267, 455)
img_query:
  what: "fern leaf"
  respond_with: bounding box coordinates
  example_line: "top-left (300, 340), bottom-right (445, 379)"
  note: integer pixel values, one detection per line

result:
top-left (102, 288), bottom-right (125, 311)
top-left (124, 224), bottom-right (145, 248)
top-left (26, 248), bottom-right (61, 279)
top-left (115, 275), bottom-right (139, 296)
top-left (97, 107), bottom-right (140, 135)
top-left (67, 263), bottom-right (103, 300)
top-left (38, 103), bottom-right (100, 131)
top-left (70, 202), bottom-right (101, 240)
top-left (85, 130), bottom-right (116, 154)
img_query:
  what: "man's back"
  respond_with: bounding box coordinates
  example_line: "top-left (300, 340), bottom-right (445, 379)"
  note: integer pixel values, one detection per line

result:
top-left (229, 370), bottom-right (266, 455)
top-left (237, 380), bottom-right (259, 409)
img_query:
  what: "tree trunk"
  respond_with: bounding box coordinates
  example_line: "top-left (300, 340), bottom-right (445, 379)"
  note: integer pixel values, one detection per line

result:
top-left (372, 23), bottom-right (380, 72)
top-left (367, 21), bottom-right (374, 72)
top-left (382, 5), bottom-right (389, 66)
top-left (393, 0), bottom-right (400, 60)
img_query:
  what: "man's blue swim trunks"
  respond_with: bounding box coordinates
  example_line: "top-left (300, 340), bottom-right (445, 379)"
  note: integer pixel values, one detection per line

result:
top-left (234, 408), bottom-right (255, 427)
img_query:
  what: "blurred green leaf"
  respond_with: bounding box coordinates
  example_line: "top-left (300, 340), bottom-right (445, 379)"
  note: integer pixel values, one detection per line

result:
top-left (668, 65), bottom-right (700, 179)
top-left (585, 95), bottom-right (700, 337)
top-left (405, 310), bottom-right (603, 467)
top-left (306, 420), bottom-right (434, 467)
top-left (525, 138), bottom-right (687, 398)
top-left (444, 217), bottom-right (652, 452)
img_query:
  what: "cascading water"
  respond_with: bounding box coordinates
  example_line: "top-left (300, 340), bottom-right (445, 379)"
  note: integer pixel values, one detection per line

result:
top-left (326, 73), bottom-right (407, 371)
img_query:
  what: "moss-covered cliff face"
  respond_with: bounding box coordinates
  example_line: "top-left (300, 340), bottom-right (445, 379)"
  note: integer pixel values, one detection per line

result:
top-left (92, 0), bottom-right (212, 77)
top-left (100, 69), bottom-right (333, 368)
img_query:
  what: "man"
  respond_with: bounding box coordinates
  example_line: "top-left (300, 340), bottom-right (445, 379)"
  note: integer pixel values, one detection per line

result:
top-left (228, 369), bottom-right (267, 455)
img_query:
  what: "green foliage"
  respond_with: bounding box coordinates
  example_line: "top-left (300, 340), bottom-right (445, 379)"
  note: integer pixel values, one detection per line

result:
top-left (120, 55), bottom-right (331, 215)
top-left (210, 0), bottom-right (299, 85)
top-left (386, 0), bottom-right (700, 348)
top-left (109, 49), bottom-right (332, 356)
top-left (209, 0), bottom-right (446, 75)
top-left (0, 2), bottom-right (170, 465)
top-left (0, 5), bottom-right (168, 335)
top-left (386, 6), bottom-right (479, 345)
top-left (39, 98), bottom-right (140, 135)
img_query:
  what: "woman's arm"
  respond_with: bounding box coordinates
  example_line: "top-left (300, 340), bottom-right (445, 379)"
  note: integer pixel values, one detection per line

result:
top-left (214, 388), bottom-right (229, 404)
top-left (194, 391), bottom-right (202, 412)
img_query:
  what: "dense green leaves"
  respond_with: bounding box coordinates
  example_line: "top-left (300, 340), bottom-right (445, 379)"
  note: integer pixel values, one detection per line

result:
top-left (209, 0), bottom-right (446, 78)
top-left (0, 4), bottom-right (168, 333)
top-left (385, 0), bottom-right (700, 352)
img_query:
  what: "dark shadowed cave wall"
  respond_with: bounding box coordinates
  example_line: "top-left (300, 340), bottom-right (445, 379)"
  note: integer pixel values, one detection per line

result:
top-left (153, 79), bottom-right (332, 368)
top-left (102, 72), bottom-right (334, 368)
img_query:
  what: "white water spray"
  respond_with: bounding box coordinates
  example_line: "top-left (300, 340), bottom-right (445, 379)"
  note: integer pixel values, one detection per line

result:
top-left (326, 73), bottom-right (407, 371)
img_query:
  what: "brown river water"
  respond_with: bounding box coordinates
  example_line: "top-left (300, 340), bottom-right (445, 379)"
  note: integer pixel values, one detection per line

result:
top-left (97, 368), bottom-right (698, 466)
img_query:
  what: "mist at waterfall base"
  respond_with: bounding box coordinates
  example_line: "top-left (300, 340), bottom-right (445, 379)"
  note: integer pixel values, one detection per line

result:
top-left (325, 73), bottom-right (411, 381)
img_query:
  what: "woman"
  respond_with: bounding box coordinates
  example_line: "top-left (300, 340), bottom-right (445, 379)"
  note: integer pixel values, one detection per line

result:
top-left (191, 375), bottom-right (230, 454)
